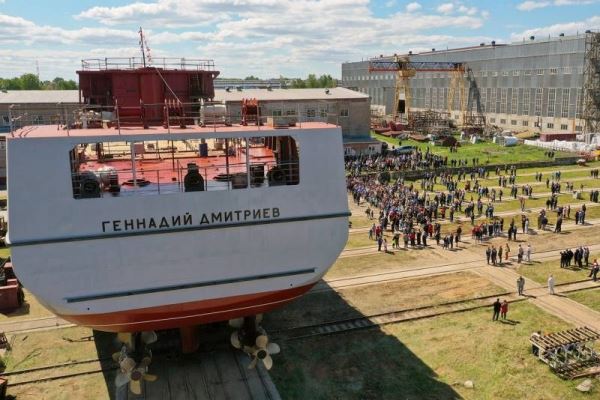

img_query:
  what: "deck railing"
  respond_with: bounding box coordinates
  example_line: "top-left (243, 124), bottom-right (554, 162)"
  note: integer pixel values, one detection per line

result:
top-left (71, 159), bottom-right (300, 199)
top-left (80, 57), bottom-right (216, 71)
top-left (8, 100), bottom-right (342, 137)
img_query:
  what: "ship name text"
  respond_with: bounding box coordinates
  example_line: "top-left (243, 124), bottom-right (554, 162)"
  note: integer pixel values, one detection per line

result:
top-left (101, 207), bottom-right (281, 233)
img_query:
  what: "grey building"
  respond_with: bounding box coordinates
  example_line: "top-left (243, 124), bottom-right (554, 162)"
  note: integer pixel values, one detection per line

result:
top-left (0, 90), bottom-right (80, 133)
top-left (214, 88), bottom-right (379, 154)
top-left (342, 33), bottom-right (600, 135)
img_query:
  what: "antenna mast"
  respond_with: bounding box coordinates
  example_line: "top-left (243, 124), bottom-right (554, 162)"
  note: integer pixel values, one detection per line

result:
top-left (139, 27), bottom-right (146, 67)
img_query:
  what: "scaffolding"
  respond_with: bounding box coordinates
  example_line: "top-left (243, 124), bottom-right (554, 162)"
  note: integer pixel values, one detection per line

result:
top-left (463, 68), bottom-right (486, 132)
top-left (408, 110), bottom-right (452, 132)
top-left (583, 32), bottom-right (600, 142)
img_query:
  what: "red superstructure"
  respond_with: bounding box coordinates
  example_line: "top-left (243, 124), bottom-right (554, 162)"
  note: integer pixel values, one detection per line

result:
top-left (77, 57), bottom-right (219, 127)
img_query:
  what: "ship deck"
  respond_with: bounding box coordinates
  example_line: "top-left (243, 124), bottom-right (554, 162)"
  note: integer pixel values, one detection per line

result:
top-left (78, 146), bottom-right (275, 187)
top-left (9, 122), bottom-right (335, 139)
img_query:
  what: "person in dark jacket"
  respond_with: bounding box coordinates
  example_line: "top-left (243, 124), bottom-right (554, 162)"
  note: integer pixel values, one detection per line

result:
top-left (492, 298), bottom-right (501, 321)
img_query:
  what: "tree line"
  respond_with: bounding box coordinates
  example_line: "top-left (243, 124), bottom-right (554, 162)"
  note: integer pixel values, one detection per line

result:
top-left (289, 74), bottom-right (337, 88)
top-left (0, 74), bottom-right (77, 90)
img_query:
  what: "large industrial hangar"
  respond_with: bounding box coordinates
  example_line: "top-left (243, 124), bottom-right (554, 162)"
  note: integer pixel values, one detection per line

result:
top-left (342, 32), bottom-right (600, 136)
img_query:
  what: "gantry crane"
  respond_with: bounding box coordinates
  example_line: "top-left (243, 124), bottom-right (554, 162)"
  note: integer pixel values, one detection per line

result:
top-left (368, 55), bottom-right (467, 125)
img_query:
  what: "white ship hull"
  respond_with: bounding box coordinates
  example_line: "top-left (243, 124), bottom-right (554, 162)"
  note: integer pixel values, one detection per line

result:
top-left (7, 124), bottom-right (349, 332)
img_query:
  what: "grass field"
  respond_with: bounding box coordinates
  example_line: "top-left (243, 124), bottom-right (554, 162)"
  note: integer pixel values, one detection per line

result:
top-left (515, 259), bottom-right (592, 286)
top-left (567, 288), bottom-right (600, 313)
top-left (271, 302), bottom-right (587, 400)
top-left (371, 132), bottom-right (571, 165)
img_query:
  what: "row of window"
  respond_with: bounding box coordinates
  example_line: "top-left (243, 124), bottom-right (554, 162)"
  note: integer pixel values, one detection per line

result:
top-left (345, 66), bottom-right (582, 82)
top-left (488, 117), bottom-right (581, 131)
top-left (400, 87), bottom-right (584, 119)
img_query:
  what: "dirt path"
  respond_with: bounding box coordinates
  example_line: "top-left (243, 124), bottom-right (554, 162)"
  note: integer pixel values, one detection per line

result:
top-left (474, 265), bottom-right (600, 331)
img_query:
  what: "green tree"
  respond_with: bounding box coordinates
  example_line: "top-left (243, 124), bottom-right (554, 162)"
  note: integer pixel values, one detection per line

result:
top-left (244, 75), bottom-right (259, 80)
top-left (291, 78), bottom-right (306, 88)
top-left (306, 74), bottom-right (319, 88)
top-left (20, 73), bottom-right (41, 90)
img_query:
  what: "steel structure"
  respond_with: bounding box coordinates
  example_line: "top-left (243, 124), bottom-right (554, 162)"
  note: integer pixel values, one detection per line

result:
top-left (368, 56), bottom-right (465, 122)
top-left (583, 32), bottom-right (600, 141)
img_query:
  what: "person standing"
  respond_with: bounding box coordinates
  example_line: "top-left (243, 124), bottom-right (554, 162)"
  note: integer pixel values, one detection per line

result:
top-left (377, 236), bottom-right (383, 252)
top-left (505, 243), bottom-right (510, 261)
top-left (517, 276), bottom-right (525, 296)
top-left (492, 298), bottom-right (501, 321)
top-left (486, 246), bottom-right (491, 264)
top-left (589, 259), bottom-right (599, 282)
top-left (517, 244), bottom-right (524, 264)
top-left (500, 300), bottom-right (508, 320)
top-left (498, 246), bottom-right (503, 265)
top-left (548, 275), bottom-right (555, 295)
top-left (526, 244), bottom-right (532, 263)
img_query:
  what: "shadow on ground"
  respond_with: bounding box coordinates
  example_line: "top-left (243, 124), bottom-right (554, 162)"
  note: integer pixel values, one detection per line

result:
top-left (264, 281), bottom-right (462, 400)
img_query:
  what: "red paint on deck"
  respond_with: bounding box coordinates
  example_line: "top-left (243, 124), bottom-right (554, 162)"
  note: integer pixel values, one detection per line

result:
top-left (78, 146), bottom-right (275, 184)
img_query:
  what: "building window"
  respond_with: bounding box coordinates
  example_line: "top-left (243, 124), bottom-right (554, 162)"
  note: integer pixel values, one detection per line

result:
top-left (524, 69), bottom-right (532, 76)
top-left (490, 118), bottom-right (496, 123)
top-left (547, 88), bottom-right (556, 117)
top-left (1, 116), bottom-right (8, 125)
top-left (534, 88), bottom-right (543, 116)
top-left (306, 109), bottom-right (316, 118)
top-left (489, 88), bottom-right (496, 113)
top-left (482, 71), bottom-right (488, 77)
top-left (560, 124), bottom-right (568, 130)
top-left (272, 109), bottom-right (282, 117)
top-left (512, 70), bottom-right (520, 76)
top-left (511, 120), bottom-right (517, 125)
top-left (511, 90), bottom-right (518, 115)
top-left (502, 71), bottom-right (509, 76)
top-left (492, 71), bottom-right (498, 77)
top-left (549, 68), bottom-right (558, 75)
top-left (500, 88), bottom-right (507, 114)
top-left (285, 109), bottom-right (297, 116)
top-left (500, 119), bottom-right (507, 124)
top-left (522, 120), bottom-right (529, 126)
top-left (575, 89), bottom-right (583, 119)
top-left (523, 89), bottom-right (530, 116)
top-left (561, 88), bottom-right (570, 118)
top-left (547, 123), bottom-right (554, 129)
top-left (535, 69), bottom-right (544, 75)
top-left (480, 89), bottom-right (487, 112)
top-left (563, 67), bottom-right (572, 74)
top-left (319, 109), bottom-right (328, 118)
top-left (340, 108), bottom-right (349, 117)
top-left (575, 125), bottom-right (582, 131)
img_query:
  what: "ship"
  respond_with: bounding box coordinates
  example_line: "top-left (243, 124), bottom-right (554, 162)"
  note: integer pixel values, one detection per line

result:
top-left (5, 55), bottom-right (349, 334)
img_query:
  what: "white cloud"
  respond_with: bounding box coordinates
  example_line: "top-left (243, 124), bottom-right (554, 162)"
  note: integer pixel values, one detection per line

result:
top-left (0, 1), bottom-right (492, 79)
top-left (385, 0), bottom-right (397, 7)
top-left (510, 15), bottom-right (600, 40)
top-left (517, 0), bottom-right (597, 10)
top-left (437, 2), bottom-right (455, 13)
top-left (458, 5), bottom-right (478, 15)
top-left (406, 2), bottom-right (422, 12)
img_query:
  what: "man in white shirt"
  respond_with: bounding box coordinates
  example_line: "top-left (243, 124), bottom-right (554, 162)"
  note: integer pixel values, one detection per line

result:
top-left (548, 275), bottom-right (555, 295)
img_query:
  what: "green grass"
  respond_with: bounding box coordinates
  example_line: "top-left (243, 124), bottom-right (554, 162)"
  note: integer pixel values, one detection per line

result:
top-left (568, 288), bottom-right (600, 313)
top-left (372, 132), bottom-right (571, 165)
top-left (0, 247), bottom-right (10, 259)
top-left (515, 259), bottom-right (593, 286)
top-left (272, 302), bottom-right (586, 400)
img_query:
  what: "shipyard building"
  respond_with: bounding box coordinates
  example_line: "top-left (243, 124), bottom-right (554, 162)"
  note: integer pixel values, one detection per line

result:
top-left (342, 32), bottom-right (600, 137)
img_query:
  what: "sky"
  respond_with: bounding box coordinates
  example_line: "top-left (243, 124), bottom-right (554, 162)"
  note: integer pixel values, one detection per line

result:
top-left (0, 0), bottom-right (599, 80)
